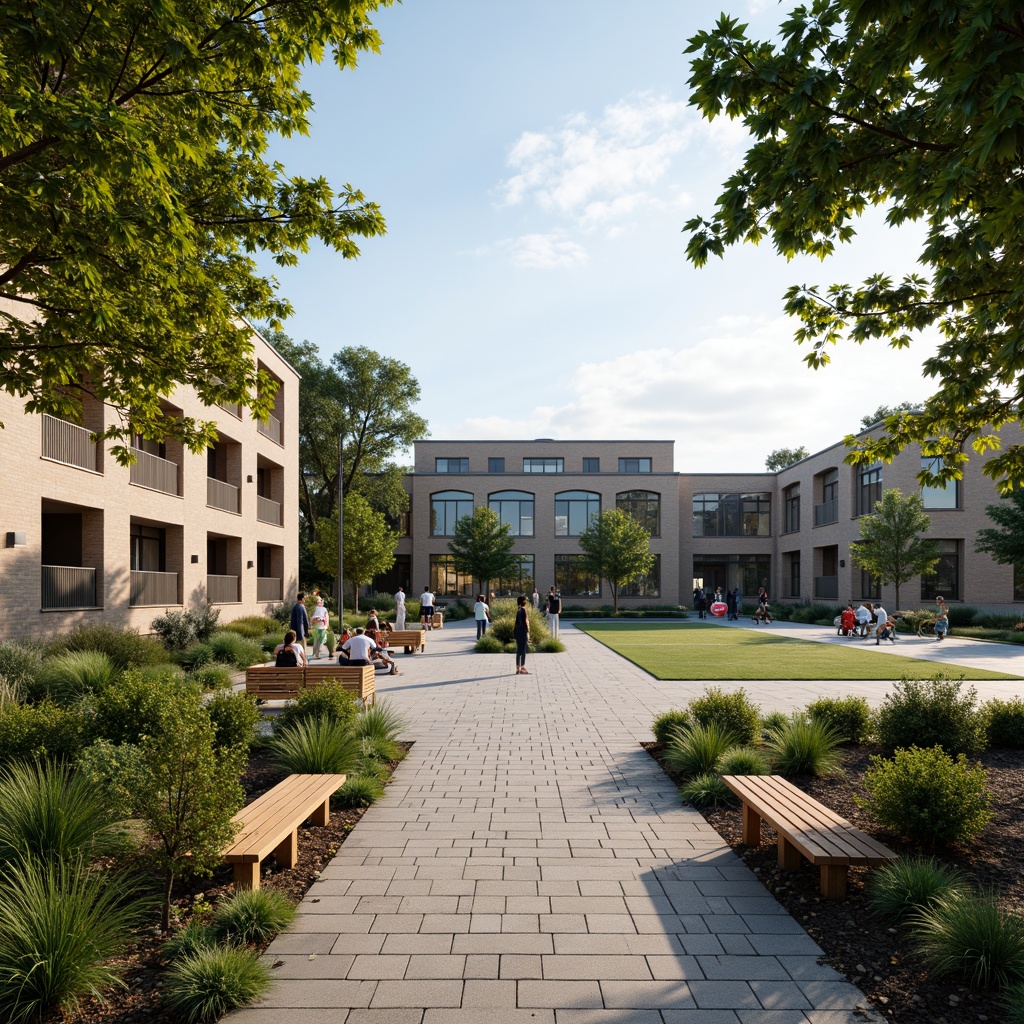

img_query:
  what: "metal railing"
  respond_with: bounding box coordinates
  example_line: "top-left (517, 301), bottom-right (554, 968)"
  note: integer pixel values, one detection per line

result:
top-left (814, 575), bottom-right (839, 600)
top-left (207, 477), bottom-right (240, 513)
top-left (130, 448), bottom-right (180, 495)
top-left (218, 401), bottom-right (242, 418)
top-left (41, 415), bottom-right (98, 472)
top-left (257, 577), bottom-right (282, 602)
top-left (130, 570), bottom-right (179, 607)
top-left (257, 495), bottom-right (282, 525)
top-left (257, 413), bottom-right (282, 444)
top-left (813, 499), bottom-right (838, 526)
top-left (41, 565), bottom-right (97, 609)
top-left (207, 574), bottom-right (239, 604)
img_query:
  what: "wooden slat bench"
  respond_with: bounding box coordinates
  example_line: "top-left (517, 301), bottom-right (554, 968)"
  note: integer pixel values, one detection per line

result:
top-left (304, 665), bottom-right (375, 706)
top-left (387, 629), bottom-right (427, 653)
top-left (245, 664), bottom-right (376, 705)
top-left (721, 774), bottom-right (898, 899)
top-left (243, 665), bottom-right (303, 700)
top-left (223, 773), bottom-right (347, 890)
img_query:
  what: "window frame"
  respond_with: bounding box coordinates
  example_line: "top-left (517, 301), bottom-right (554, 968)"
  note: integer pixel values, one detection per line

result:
top-left (554, 553), bottom-right (601, 597)
top-left (430, 490), bottom-right (474, 537)
top-left (554, 490), bottom-right (601, 537)
top-left (488, 490), bottom-right (535, 537)
top-left (920, 456), bottom-right (960, 510)
top-left (617, 457), bottom-right (652, 474)
top-left (523, 457), bottom-right (564, 473)
top-left (616, 490), bottom-right (661, 537)
top-left (487, 457), bottom-right (505, 474)
top-left (435, 457), bottom-right (469, 474)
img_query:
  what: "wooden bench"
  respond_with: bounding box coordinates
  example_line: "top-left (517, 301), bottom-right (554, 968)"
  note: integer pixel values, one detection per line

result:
top-left (387, 629), bottom-right (427, 653)
top-left (243, 665), bottom-right (303, 700)
top-left (721, 774), bottom-right (898, 899)
top-left (223, 773), bottom-right (347, 890)
top-left (245, 664), bottom-right (376, 705)
top-left (305, 665), bottom-right (375, 706)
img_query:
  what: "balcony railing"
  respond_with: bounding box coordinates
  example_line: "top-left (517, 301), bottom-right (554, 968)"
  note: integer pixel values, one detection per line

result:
top-left (257, 413), bottom-right (282, 444)
top-left (41, 565), bottom-right (97, 610)
top-left (257, 577), bottom-right (282, 602)
top-left (257, 495), bottom-right (282, 526)
top-left (814, 575), bottom-right (839, 600)
top-left (207, 477), bottom-right (240, 513)
top-left (130, 570), bottom-right (179, 607)
top-left (217, 401), bottom-right (242, 418)
top-left (130, 448), bottom-right (180, 495)
top-left (41, 415), bottom-right (98, 472)
top-left (208, 574), bottom-right (239, 604)
top-left (813, 499), bottom-right (838, 526)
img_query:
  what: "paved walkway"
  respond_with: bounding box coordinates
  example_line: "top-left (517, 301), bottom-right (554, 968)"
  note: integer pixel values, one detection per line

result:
top-left (232, 619), bottom-right (1024, 1024)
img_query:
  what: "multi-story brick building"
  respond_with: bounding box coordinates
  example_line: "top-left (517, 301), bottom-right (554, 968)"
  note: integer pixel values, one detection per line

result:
top-left (0, 318), bottom-right (299, 640)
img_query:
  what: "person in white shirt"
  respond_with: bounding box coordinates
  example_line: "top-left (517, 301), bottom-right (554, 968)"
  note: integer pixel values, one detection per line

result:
top-left (310, 596), bottom-right (329, 659)
top-left (394, 587), bottom-right (406, 630)
top-left (340, 628), bottom-right (378, 666)
top-left (273, 630), bottom-right (308, 667)
top-left (420, 586), bottom-right (435, 630)
top-left (874, 605), bottom-right (896, 644)
top-left (474, 594), bottom-right (491, 640)
top-left (854, 603), bottom-right (872, 638)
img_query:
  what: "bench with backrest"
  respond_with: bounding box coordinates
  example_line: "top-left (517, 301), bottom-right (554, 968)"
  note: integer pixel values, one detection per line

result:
top-left (222, 773), bottom-right (347, 890)
top-left (304, 664), bottom-right (375, 706)
top-left (387, 629), bottom-right (426, 653)
top-left (245, 663), bottom-right (375, 705)
top-left (721, 774), bottom-right (898, 899)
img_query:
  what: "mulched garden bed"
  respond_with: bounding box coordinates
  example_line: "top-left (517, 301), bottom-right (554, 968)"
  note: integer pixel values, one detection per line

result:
top-left (57, 743), bottom-right (411, 1024)
top-left (644, 741), bottom-right (1024, 1024)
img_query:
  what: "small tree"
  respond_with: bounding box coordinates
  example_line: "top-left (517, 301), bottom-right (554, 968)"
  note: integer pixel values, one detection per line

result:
top-left (850, 489), bottom-right (940, 608)
top-left (765, 447), bottom-right (808, 471)
top-left (577, 508), bottom-right (655, 614)
top-left (975, 490), bottom-right (1024, 574)
top-left (448, 507), bottom-right (519, 597)
top-left (860, 401), bottom-right (919, 431)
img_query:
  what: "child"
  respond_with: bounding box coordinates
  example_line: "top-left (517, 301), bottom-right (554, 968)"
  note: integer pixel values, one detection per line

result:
top-left (934, 607), bottom-right (949, 641)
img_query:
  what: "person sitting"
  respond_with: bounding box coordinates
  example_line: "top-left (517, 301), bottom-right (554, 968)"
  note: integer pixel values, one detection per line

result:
top-left (855, 602), bottom-right (872, 638)
top-left (365, 609), bottom-right (381, 633)
top-left (273, 629), bottom-right (307, 667)
top-left (876, 614), bottom-right (899, 644)
top-left (752, 602), bottom-right (772, 624)
top-left (839, 603), bottom-right (857, 637)
top-left (339, 627), bottom-right (398, 674)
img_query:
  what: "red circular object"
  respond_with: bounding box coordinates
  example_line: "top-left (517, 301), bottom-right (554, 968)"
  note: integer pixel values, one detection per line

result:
top-left (710, 602), bottom-right (728, 617)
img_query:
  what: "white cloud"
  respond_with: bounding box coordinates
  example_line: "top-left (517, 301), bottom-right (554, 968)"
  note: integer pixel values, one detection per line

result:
top-left (500, 233), bottom-right (589, 270)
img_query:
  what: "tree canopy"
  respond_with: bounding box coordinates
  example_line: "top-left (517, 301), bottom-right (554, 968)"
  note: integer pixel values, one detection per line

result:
top-left (685, 2), bottom-right (1024, 488)
top-left (0, 1), bottom-right (390, 458)
top-left (860, 401), bottom-right (918, 431)
top-left (849, 488), bottom-right (939, 608)
top-left (765, 446), bottom-right (808, 471)
top-left (577, 508), bottom-right (655, 614)
top-left (447, 507), bottom-right (520, 598)
top-left (975, 490), bottom-right (1024, 570)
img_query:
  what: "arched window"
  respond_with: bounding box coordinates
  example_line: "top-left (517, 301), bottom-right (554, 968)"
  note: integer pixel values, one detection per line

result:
top-left (488, 490), bottom-right (534, 536)
top-left (616, 490), bottom-right (660, 537)
top-left (430, 490), bottom-right (474, 536)
top-left (554, 490), bottom-right (600, 536)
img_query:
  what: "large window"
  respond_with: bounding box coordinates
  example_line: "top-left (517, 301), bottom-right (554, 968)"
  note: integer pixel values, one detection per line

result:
top-left (523, 457), bottom-right (563, 473)
top-left (857, 465), bottom-right (883, 516)
top-left (783, 485), bottom-right (800, 534)
top-left (494, 555), bottom-right (535, 598)
top-left (429, 554), bottom-right (474, 597)
top-left (692, 493), bottom-right (771, 537)
top-left (921, 456), bottom-right (959, 510)
top-left (785, 552), bottom-right (800, 598)
top-left (814, 469), bottom-right (839, 526)
top-left (618, 457), bottom-right (651, 474)
top-left (616, 490), bottom-right (660, 537)
top-left (921, 540), bottom-right (960, 601)
top-left (130, 523), bottom-right (165, 572)
top-left (620, 555), bottom-right (660, 598)
top-left (555, 490), bottom-right (600, 536)
top-left (430, 490), bottom-right (474, 536)
top-left (489, 490), bottom-right (534, 536)
top-left (554, 554), bottom-right (601, 596)
top-left (436, 458), bottom-right (469, 473)
top-left (860, 569), bottom-right (881, 600)
top-left (692, 554), bottom-right (770, 597)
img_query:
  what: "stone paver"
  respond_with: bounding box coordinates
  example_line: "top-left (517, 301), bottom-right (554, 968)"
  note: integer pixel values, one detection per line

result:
top-left (241, 617), bottom-right (1024, 1021)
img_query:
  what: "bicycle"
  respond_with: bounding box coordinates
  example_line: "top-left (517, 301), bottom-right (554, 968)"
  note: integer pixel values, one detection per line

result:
top-left (915, 616), bottom-right (949, 640)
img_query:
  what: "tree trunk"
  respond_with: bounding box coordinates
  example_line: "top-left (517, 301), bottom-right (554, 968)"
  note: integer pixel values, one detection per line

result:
top-left (611, 581), bottom-right (618, 614)
top-left (895, 582), bottom-right (900, 609)
top-left (352, 580), bottom-right (359, 614)
top-left (162, 870), bottom-right (175, 932)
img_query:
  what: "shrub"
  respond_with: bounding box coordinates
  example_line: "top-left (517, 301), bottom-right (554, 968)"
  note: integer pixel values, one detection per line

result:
top-left (89, 670), bottom-right (198, 746)
top-left (163, 920), bottom-right (216, 962)
top-left (489, 616), bottom-right (516, 644)
top-left (364, 592), bottom-right (396, 613)
top-left (205, 691), bottom-right (261, 752)
top-left (687, 687), bottom-right (760, 745)
top-left (211, 889), bottom-right (295, 945)
top-left (276, 684), bottom-right (359, 734)
top-left (46, 624), bottom-right (165, 669)
top-left (136, 662), bottom-right (186, 684)
top-left (806, 695), bottom-right (873, 745)
top-left (912, 891), bottom-right (1024, 988)
top-left (759, 710), bottom-right (789, 737)
top-left (874, 674), bottom-right (985, 757)
top-left (945, 605), bottom-right (978, 628)
top-left (219, 616), bottom-right (279, 639)
top-left (717, 745), bottom-right (769, 776)
top-left (679, 772), bottom-right (734, 808)
top-left (34, 650), bottom-right (116, 703)
top-left (208, 632), bottom-right (265, 669)
top-left (765, 716), bottom-right (843, 777)
top-left (862, 746), bottom-right (991, 846)
top-left (865, 856), bottom-right (967, 923)
top-left (176, 643), bottom-right (216, 671)
top-left (334, 774), bottom-right (385, 807)
top-left (0, 642), bottom-right (41, 695)
top-left (163, 945), bottom-right (270, 1023)
top-left (187, 665), bottom-right (234, 691)
top-left (0, 699), bottom-right (85, 765)
top-left (983, 697), bottom-right (1024, 749)
top-left (151, 610), bottom-right (200, 651)
top-left (1003, 983), bottom-right (1024, 1023)
top-left (256, 633), bottom-right (281, 655)
top-left (662, 721), bottom-right (738, 778)
top-left (652, 709), bottom-right (690, 746)
top-left (537, 637), bottom-right (566, 652)
top-left (0, 858), bottom-right (148, 1024)
top-left (474, 634), bottom-right (504, 653)
top-left (269, 717), bottom-right (363, 775)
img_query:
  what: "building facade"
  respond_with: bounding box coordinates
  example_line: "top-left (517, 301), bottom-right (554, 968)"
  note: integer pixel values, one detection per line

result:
top-left (0, 317), bottom-right (300, 639)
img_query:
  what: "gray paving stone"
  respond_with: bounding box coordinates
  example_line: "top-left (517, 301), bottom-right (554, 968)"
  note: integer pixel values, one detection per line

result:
top-left (749, 981), bottom-right (813, 1010)
top-left (370, 980), bottom-right (463, 1007)
top-left (600, 979), bottom-right (696, 1009)
top-left (688, 981), bottom-right (761, 1010)
top-left (519, 980), bottom-right (604, 1008)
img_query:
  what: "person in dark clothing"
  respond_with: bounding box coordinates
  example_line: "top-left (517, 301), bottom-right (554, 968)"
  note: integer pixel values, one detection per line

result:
top-left (290, 592), bottom-right (311, 649)
top-left (692, 586), bottom-right (707, 619)
top-left (725, 588), bottom-right (736, 621)
top-left (514, 594), bottom-right (531, 674)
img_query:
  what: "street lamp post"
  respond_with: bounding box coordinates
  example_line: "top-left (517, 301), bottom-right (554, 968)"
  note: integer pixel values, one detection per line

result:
top-left (336, 435), bottom-right (344, 614)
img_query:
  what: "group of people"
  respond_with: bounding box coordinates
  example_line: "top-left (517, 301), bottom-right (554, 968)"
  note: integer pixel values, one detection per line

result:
top-left (838, 600), bottom-right (897, 644)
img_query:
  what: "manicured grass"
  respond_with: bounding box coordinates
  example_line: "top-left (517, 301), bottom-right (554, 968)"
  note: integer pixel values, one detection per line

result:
top-left (576, 622), bottom-right (1019, 681)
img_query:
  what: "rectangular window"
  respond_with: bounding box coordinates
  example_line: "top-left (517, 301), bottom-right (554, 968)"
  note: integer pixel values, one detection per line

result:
top-left (692, 493), bottom-right (770, 537)
top-left (692, 554), bottom-right (770, 598)
top-left (429, 554), bottom-right (474, 597)
top-left (619, 554), bottom-right (661, 598)
top-left (788, 553), bottom-right (800, 598)
top-left (554, 492), bottom-right (600, 536)
top-left (130, 523), bottom-right (165, 572)
top-left (784, 486), bottom-right (800, 534)
top-left (554, 554), bottom-right (601, 597)
top-left (860, 568), bottom-right (881, 600)
top-left (430, 492), bottom-right (474, 536)
top-left (487, 458), bottom-right (505, 474)
top-left (494, 555), bottom-right (535, 598)
top-left (523, 457), bottom-right (563, 473)
top-left (921, 456), bottom-right (959, 510)
top-left (921, 540), bottom-right (960, 601)
top-left (436, 458), bottom-right (469, 473)
top-left (618, 458), bottom-right (652, 473)
top-left (857, 465), bottom-right (883, 516)
top-left (582, 458), bottom-right (600, 473)
top-left (1015, 564), bottom-right (1024, 602)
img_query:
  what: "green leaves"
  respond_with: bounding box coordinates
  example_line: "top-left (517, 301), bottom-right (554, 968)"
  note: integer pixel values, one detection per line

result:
top-left (447, 507), bottom-right (519, 596)
top-left (577, 508), bottom-right (655, 613)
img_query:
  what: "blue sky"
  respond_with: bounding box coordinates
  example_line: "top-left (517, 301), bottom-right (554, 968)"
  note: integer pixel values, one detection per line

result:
top-left (259, 0), bottom-right (936, 472)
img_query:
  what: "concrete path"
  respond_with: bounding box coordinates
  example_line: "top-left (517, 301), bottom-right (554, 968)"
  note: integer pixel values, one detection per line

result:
top-left (232, 619), bottom-right (1024, 1024)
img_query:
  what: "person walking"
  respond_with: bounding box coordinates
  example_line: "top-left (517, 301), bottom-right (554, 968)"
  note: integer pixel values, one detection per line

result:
top-left (546, 587), bottom-right (561, 637)
top-left (514, 594), bottom-right (531, 674)
top-left (310, 596), bottom-right (329, 659)
top-left (474, 594), bottom-right (491, 640)
top-left (420, 585), bottom-right (435, 630)
top-left (290, 591), bottom-right (311, 651)
top-left (394, 586), bottom-right (406, 630)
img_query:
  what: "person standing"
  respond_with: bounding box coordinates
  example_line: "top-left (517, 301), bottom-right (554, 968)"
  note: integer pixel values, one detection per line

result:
top-left (394, 586), bottom-right (406, 630)
top-left (725, 587), bottom-right (736, 621)
top-left (531, 587), bottom-right (540, 609)
top-left (474, 594), bottom-right (491, 639)
top-left (290, 592), bottom-right (311, 650)
top-left (514, 594), bottom-right (531, 674)
top-left (693, 585), bottom-right (706, 619)
top-left (731, 586), bottom-right (741, 620)
top-left (546, 586), bottom-right (561, 637)
top-left (420, 585), bottom-right (435, 630)
top-left (310, 596), bottom-right (329, 659)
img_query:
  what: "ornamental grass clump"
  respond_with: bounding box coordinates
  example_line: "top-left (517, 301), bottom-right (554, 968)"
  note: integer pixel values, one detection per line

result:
top-left (662, 721), bottom-right (738, 778)
top-left (687, 686), bottom-right (760, 744)
top-left (1002, 983), bottom-right (1024, 1022)
top-left (806, 695), bottom-right (873, 745)
top-left (334, 774), bottom-right (386, 808)
top-left (269, 717), bottom-right (363, 775)
top-left (861, 745), bottom-right (991, 847)
top-left (474, 634), bottom-right (503, 653)
top-left (34, 650), bottom-right (117, 703)
top-left (875, 674), bottom-right (985, 757)
top-left (163, 920), bottom-right (217, 962)
top-left (717, 744), bottom-right (769, 776)
top-left (865, 856), bottom-right (968, 923)
top-left (163, 945), bottom-right (270, 1023)
top-left (211, 889), bottom-right (295, 946)
top-left (679, 772), bottom-right (734, 808)
top-left (275, 683), bottom-right (359, 734)
top-left (765, 716), bottom-right (843, 777)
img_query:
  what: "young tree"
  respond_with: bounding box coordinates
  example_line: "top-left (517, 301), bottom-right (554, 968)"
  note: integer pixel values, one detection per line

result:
top-left (975, 490), bottom-right (1024, 571)
top-left (577, 508), bottom-right (656, 614)
top-left (849, 489), bottom-right (940, 608)
top-left (447, 507), bottom-right (520, 598)
top-left (311, 492), bottom-right (398, 612)
top-left (765, 447), bottom-right (808, 471)
top-left (0, 2), bottom-right (391, 457)
top-left (685, 5), bottom-right (1024, 487)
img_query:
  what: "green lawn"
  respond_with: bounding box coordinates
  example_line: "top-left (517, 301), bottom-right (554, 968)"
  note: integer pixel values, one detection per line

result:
top-left (576, 621), bottom-right (1019, 681)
